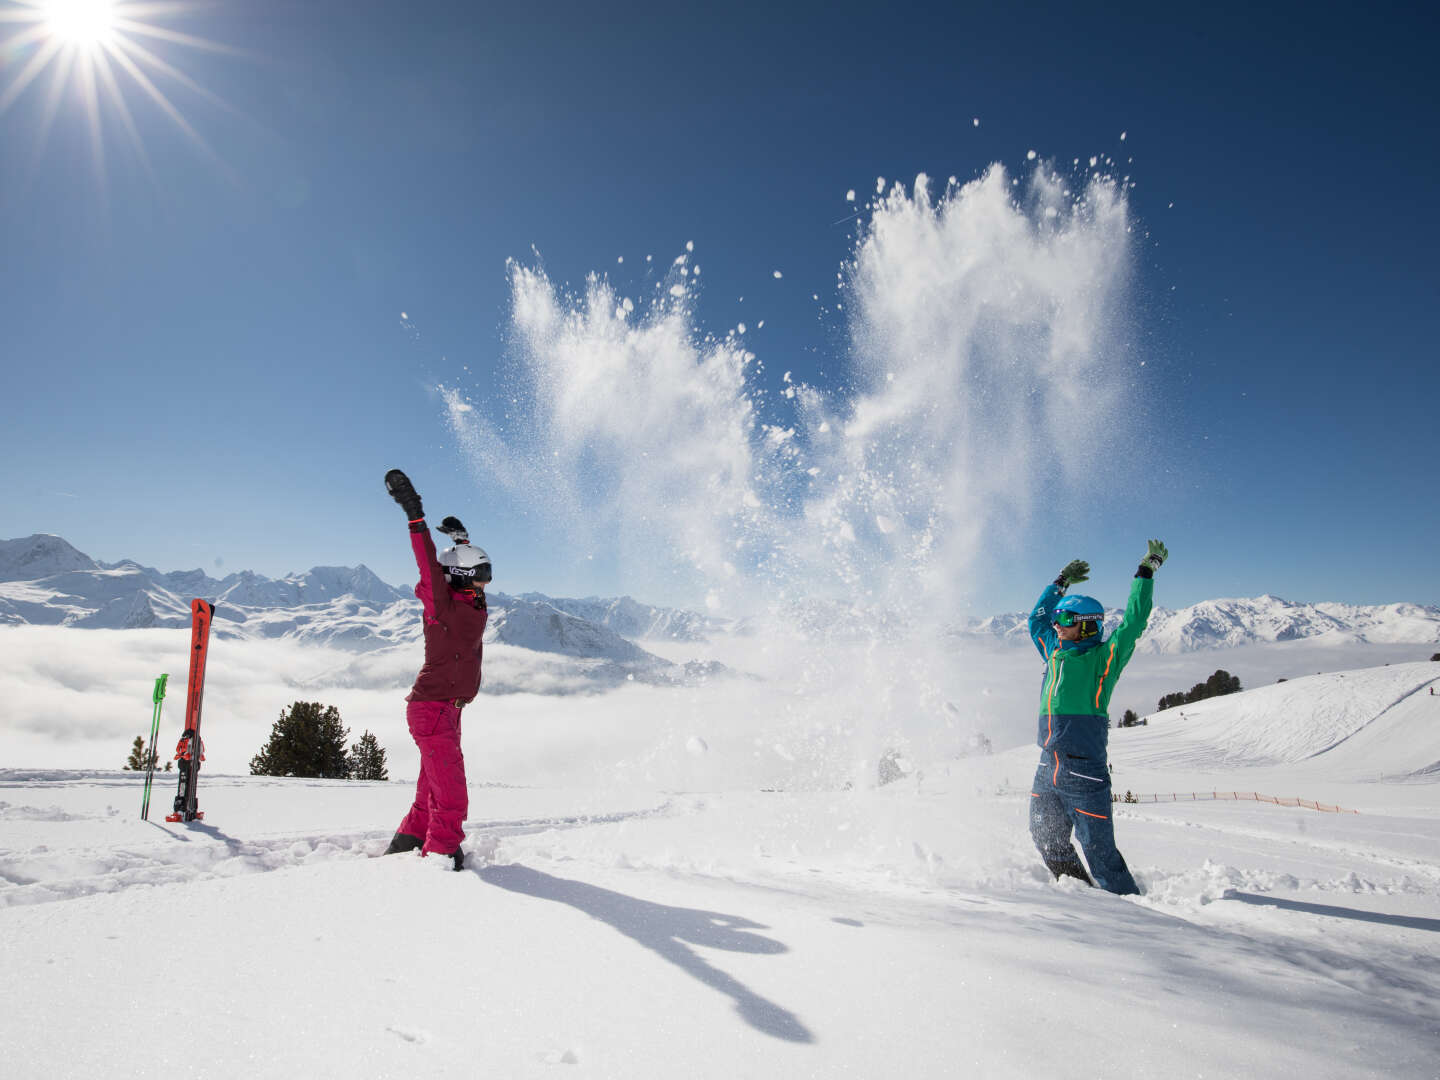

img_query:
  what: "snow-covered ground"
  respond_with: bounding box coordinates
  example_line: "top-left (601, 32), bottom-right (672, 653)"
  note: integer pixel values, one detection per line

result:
top-left (2, 661), bottom-right (1438, 1077)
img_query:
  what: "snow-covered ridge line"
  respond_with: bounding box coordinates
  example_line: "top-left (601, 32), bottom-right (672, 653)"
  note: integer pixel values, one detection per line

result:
top-left (0, 535), bottom-right (678, 667)
top-left (2, 533), bottom-right (1438, 655)
top-left (952, 593), bottom-right (1440, 653)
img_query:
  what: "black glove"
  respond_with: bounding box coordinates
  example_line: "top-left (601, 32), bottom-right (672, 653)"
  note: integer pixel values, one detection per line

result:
top-left (1054, 559), bottom-right (1090, 590)
top-left (438, 516), bottom-right (469, 543)
top-left (384, 469), bottom-right (424, 520)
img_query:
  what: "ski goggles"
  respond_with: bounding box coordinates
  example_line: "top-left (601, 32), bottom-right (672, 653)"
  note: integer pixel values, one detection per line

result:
top-left (1053, 609), bottom-right (1095, 627)
top-left (445, 563), bottom-right (492, 584)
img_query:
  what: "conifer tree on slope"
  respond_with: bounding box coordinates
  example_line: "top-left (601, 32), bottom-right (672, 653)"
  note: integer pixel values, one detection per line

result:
top-left (348, 731), bottom-right (389, 781)
top-left (250, 701), bottom-right (351, 779)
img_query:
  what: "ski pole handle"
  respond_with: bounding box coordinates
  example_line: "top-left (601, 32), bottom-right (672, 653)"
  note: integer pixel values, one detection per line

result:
top-left (153, 673), bottom-right (169, 704)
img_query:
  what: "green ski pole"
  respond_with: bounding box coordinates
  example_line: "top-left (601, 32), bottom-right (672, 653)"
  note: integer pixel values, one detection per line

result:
top-left (141, 674), bottom-right (168, 821)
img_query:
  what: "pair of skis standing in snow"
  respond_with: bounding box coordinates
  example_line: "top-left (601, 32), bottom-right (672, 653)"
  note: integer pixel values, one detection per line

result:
top-left (377, 461), bottom-right (1168, 892)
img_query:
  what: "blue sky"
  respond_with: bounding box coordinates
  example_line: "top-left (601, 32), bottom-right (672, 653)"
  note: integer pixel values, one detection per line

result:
top-left (2, 0), bottom-right (1436, 613)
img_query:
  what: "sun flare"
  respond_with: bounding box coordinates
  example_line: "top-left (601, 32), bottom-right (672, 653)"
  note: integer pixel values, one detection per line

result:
top-left (42, 0), bottom-right (116, 47)
top-left (0, 0), bottom-right (235, 182)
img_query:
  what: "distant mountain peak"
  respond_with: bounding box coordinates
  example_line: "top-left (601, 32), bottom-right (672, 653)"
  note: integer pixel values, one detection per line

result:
top-left (0, 534), bottom-right (98, 582)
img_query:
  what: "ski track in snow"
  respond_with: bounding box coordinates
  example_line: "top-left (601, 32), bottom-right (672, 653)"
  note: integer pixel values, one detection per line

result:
top-left (1307, 679), bottom-right (1440, 759)
top-left (1122, 807), bottom-right (1440, 890)
top-left (0, 795), bottom-right (674, 908)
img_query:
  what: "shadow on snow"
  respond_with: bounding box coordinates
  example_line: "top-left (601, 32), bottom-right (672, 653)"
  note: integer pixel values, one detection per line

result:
top-left (1223, 890), bottom-right (1440, 932)
top-left (479, 863), bottom-right (815, 1044)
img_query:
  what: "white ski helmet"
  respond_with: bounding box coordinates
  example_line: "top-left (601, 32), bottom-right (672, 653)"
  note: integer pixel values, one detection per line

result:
top-left (439, 543), bottom-right (491, 586)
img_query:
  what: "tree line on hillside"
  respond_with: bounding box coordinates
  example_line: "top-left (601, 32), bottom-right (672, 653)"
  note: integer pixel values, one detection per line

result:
top-left (1127, 654), bottom-right (1438, 726)
top-left (1114, 668), bottom-right (1246, 728)
top-left (1157, 669), bottom-right (1242, 712)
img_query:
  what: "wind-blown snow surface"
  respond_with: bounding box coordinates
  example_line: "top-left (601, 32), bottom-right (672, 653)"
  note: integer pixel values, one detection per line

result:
top-left (3, 664), bottom-right (1439, 1078)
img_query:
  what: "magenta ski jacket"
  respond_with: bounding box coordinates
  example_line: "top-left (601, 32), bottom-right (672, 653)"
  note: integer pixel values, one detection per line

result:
top-left (406, 521), bottom-right (488, 705)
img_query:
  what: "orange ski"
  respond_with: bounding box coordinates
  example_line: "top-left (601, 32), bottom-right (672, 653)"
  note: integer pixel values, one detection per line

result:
top-left (166, 598), bottom-right (215, 823)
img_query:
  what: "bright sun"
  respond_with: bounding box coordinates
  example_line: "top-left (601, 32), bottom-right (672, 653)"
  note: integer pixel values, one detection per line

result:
top-left (1, 0), bottom-right (233, 180)
top-left (42, 0), bottom-right (116, 47)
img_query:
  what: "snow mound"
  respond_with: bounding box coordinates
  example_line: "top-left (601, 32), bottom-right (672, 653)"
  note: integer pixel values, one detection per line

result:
top-left (1115, 662), bottom-right (1440, 776)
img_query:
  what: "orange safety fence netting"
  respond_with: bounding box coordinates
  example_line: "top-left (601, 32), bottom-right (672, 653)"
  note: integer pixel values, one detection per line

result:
top-left (1111, 790), bottom-right (1358, 813)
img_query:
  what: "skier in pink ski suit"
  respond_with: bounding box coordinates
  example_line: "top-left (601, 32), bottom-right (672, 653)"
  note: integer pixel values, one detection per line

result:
top-left (382, 469), bottom-right (490, 870)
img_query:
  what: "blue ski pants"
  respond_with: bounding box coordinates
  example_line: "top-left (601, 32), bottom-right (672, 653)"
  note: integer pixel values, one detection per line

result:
top-left (1029, 750), bottom-right (1139, 895)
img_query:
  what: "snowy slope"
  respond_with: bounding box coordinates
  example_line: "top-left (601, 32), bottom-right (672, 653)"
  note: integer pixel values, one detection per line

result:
top-left (1, 768), bottom-right (1436, 1079)
top-left (3, 656), bottom-right (1439, 1075)
top-left (1113, 661), bottom-right (1440, 777)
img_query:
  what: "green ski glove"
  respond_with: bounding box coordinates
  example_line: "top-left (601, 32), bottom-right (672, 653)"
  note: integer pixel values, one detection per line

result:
top-left (1054, 559), bottom-right (1090, 590)
top-left (1141, 539), bottom-right (1168, 573)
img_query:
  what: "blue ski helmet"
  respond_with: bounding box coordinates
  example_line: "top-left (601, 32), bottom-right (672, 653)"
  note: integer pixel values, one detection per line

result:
top-left (1054, 594), bottom-right (1104, 639)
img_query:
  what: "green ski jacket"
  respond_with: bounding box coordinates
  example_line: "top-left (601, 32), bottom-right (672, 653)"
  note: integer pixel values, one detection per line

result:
top-left (1027, 573), bottom-right (1154, 759)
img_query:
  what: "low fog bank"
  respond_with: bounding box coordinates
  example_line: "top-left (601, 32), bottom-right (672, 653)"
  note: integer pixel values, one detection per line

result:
top-left (0, 626), bottom-right (1430, 790)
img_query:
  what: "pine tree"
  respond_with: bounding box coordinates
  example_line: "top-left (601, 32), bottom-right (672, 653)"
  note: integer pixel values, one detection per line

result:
top-left (1118, 709), bottom-right (1140, 728)
top-left (348, 731), bottom-right (389, 781)
top-left (124, 736), bottom-right (146, 770)
top-left (250, 702), bottom-right (351, 779)
top-left (1204, 669), bottom-right (1242, 697)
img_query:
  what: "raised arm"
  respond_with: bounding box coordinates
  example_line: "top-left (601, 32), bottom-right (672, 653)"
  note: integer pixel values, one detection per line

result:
top-left (1030, 558), bottom-right (1089, 657)
top-left (1029, 584), bottom-right (1062, 657)
top-left (1103, 540), bottom-right (1166, 678)
top-left (386, 469), bottom-right (448, 619)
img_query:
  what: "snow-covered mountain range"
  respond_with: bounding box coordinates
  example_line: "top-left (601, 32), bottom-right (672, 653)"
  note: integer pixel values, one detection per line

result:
top-left (951, 594), bottom-right (1440, 653)
top-left (0, 535), bottom-right (677, 668)
top-left (3, 534), bottom-right (1438, 656)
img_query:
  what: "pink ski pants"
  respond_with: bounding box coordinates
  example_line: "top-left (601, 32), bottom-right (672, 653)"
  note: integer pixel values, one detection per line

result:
top-left (397, 699), bottom-right (468, 856)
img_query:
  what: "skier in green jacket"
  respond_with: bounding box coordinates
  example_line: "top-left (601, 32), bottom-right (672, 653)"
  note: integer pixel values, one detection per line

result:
top-left (1026, 539), bottom-right (1168, 894)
